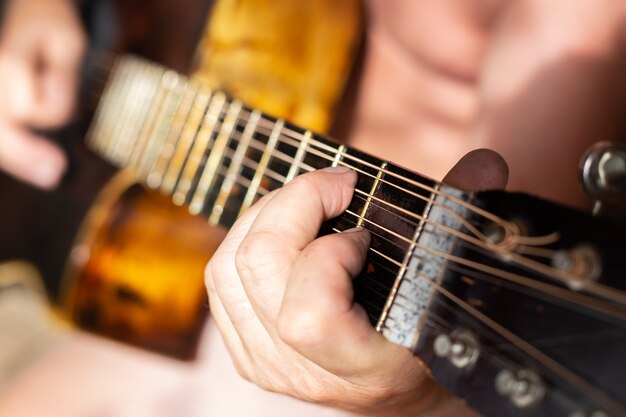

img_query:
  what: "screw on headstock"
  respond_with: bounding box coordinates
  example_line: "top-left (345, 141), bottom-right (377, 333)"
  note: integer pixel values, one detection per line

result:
top-left (433, 328), bottom-right (480, 369)
top-left (495, 368), bottom-right (545, 408)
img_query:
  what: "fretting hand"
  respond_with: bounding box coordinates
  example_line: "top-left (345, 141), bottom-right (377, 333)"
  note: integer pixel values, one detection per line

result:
top-left (205, 149), bottom-right (507, 416)
top-left (0, 0), bottom-right (85, 188)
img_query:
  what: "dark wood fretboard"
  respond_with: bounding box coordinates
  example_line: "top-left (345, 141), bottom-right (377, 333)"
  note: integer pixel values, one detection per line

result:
top-left (87, 55), bottom-right (626, 417)
top-left (87, 55), bottom-right (458, 338)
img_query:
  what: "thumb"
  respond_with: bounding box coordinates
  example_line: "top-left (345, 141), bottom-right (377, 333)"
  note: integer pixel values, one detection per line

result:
top-left (443, 148), bottom-right (509, 191)
top-left (279, 228), bottom-right (397, 376)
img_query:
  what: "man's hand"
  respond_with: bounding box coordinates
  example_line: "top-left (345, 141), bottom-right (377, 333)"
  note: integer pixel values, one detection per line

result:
top-left (0, 0), bottom-right (86, 188)
top-left (206, 149), bottom-right (507, 416)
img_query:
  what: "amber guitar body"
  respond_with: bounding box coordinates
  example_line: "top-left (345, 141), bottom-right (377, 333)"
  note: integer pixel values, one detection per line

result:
top-left (62, 0), bottom-right (361, 359)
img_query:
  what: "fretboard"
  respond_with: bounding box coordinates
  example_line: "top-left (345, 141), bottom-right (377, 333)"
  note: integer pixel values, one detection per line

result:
top-left (87, 55), bottom-right (469, 341)
top-left (86, 55), bottom-right (626, 417)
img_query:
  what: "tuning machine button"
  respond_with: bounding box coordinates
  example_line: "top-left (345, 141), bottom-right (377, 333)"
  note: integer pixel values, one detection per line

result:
top-left (433, 328), bottom-right (480, 369)
top-left (495, 369), bottom-right (545, 408)
top-left (580, 142), bottom-right (626, 216)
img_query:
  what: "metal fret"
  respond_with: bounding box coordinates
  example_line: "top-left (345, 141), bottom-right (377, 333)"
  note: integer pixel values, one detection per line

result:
top-left (238, 119), bottom-right (285, 217)
top-left (172, 93), bottom-right (221, 205)
top-left (148, 82), bottom-right (196, 188)
top-left (159, 85), bottom-right (204, 195)
top-left (126, 63), bottom-right (164, 169)
top-left (188, 98), bottom-right (241, 215)
top-left (332, 144), bottom-right (346, 167)
top-left (358, 162), bottom-right (387, 229)
top-left (150, 83), bottom-right (197, 190)
top-left (209, 110), bottom-right (262, 225)
top-left (285, 130), bottom-right (312, 183)
top-left (177, 91), bottom-right (227, 211)
top-left (116, 60), bottom-right (163, 166)
top-left (90, 59), bottom-right (130, 162)
top-left (108, 59), bottom-right (142, 165)
top-left (87, 59), bottom-right (123, 156)
top-left (136, 71), bottom-right (185, 180)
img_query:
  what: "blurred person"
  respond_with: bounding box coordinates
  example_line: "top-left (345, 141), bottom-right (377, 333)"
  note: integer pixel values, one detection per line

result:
top-left (0, 0), bottom-right (625, 417)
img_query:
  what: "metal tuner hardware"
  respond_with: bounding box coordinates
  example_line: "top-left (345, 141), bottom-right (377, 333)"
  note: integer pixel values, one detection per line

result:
top-left (580, 142), bottom-right (626, 218)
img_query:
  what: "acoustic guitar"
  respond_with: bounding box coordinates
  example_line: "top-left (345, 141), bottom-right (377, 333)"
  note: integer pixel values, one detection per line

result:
top-left (17, 1), bottom-right (626, 417)
top-left (52, 0), bottom-right (362, 361)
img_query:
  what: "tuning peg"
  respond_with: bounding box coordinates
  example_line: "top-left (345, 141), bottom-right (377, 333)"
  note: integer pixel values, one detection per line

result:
top-left (580, 142), bottom-right (626, 216)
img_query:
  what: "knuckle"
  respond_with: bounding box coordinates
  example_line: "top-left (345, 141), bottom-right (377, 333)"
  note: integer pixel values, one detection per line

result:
top-left (277, 308), bottom-right (327, 349)
top-left (235, 230), bottom-right (283, 278)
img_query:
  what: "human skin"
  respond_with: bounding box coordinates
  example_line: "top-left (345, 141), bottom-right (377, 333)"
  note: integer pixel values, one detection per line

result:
top-left (0, 0), bottom-right (85, 188)
top-left (206, 1), bottom-right (626, 415)
top-left (0, 0), bottom-right (625, 416)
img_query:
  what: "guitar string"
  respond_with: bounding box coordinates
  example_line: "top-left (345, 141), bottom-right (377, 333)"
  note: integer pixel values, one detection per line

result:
top-left (197, 123), bottom-right (626, 308)
top-left (89, 58), bottom-right (626, 413)
top-left (85, 56), bottom-right (519, 241)
top-left (93, 105), bottom-right (626, 320)
top-left (332, 210), bottom-right (626, 324)
top-left (419, 295), bottom-right (624, 415)
top-left (424, 276), bottom-right (626, 417)
top-left (167, 153), bottom-right (626, 330)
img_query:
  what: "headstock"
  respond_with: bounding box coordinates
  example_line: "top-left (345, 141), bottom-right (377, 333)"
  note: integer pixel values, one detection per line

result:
top-left (406, 189), bottom-right (626, 417)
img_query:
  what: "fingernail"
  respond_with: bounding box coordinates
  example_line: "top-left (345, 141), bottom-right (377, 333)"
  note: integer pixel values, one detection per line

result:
top-left (321, 166), bottom-right (352, 174)
top-left (342, 226), bottom-right (364, 233)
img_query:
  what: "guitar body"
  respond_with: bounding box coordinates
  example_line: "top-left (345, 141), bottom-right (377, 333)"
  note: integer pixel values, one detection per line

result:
top-left (62, 0), bottom-right (362, 358)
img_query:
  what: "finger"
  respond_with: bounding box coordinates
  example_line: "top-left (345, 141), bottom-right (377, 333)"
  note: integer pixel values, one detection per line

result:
top-left (0, 51), bottom-right (37, 123)
top-left (278, 228), bottom-right (417, 380)
top-left (442, 148), bottom-right (508, 191)
top-left (235, 167), bottom-right (357, 322)
top-left (207, 190), bottom-right (281, 358)
top-left (0, 123), bottom-right (66, 188)
top-left (39, 23), bottom-right (86, 125)
top-left (205, 263), bottom-right (254, 381)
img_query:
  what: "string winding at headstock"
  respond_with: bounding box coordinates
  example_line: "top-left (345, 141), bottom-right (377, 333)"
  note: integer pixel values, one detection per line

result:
top-left (388, 188), bottom-right (626, 417)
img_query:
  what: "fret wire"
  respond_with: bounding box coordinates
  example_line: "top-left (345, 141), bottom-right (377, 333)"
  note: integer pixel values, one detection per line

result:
top-left (189, 99), bottom-right (242, 217)
top-left (358, 161), bottom-right (387, 229)
top-left (209, 110), bottom-right (262, 225)
top-left (120, 61), bottom-right (163, 165)
top-left (113, 59), bottom-right (149, 165)
top-left (183, 92), bottom-right (230, 208)
top-left (169, 90), bottom-right (213, 206)
top-left (159, 84), bottom-right (202, 195)
top-left (147, 78), bottom-right (190, 189)
top-left (127, 63), bottom-right (164, 168)
top-left (332, 144), bottom-right (346, 167)
top-left (107, 59), bottom-right (137, 164)
top-left (94, 57), bottom-right (626, 312)
top-left (257, 118), bottom-right (508, 231)
top-left (260, 133), bottom-right (489, 246)
top-left (134, 70), bottom-right (180, 174)
top-left (94, 59), bottom-right (130, 162)
top-left (286, 130), bottom-right (312, 182)
top-left (161, 83), bottom-right (210, 195)
top-left (344, 208), bottom-right (411, 252)
top-left (86, 58), bottom-right (121, 156)
top-left (237, 119), bottom-right (285, 218)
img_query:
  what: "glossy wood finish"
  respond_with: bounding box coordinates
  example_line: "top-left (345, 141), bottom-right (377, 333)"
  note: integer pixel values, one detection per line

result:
top-left (412, 191), bottom-right (626, 417)
top-left (65, 1), bottom-right (362, 357)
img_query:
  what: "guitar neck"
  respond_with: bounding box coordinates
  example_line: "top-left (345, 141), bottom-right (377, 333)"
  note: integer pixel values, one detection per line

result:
top-left (87, 55), bottom-right (447, 329)
top-left (87, 55), bottom-right (626, 417)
